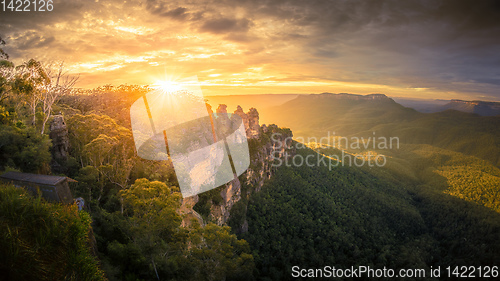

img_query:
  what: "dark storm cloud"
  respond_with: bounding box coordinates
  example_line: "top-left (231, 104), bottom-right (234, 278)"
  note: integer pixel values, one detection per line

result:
top-left (199, 18), bottom-right (253, 34)
top-left (432, 0), bottom-right (500, 30)
top-left (224, 0), bottom-right (500, 95)
top-left (220, 0), bottom-right (500, 53)
top-left (228, 0), bottom-right (500, 32)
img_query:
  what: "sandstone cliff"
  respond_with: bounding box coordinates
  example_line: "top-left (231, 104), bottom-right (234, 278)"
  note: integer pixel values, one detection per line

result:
top-left (179, 106), bottom-right (295, 229)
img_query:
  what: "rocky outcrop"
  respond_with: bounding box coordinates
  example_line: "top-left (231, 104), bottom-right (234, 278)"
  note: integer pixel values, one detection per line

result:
top-left (216, 104), bottom-right (228, 114)
top-left (246, 108), bottom-right (261, 139)
top-left (234, 105), bottom-right (248, 133)
top-left (209, 177), bottom-right (242, 225)
top-left (179, 195), bottom-right (204, 227)
top-left (180, 105), bottom-right (295, 228)
top-left (234, 105), bottom-right (261, 139)
top-left (49, 115), bottom-right (70, 173)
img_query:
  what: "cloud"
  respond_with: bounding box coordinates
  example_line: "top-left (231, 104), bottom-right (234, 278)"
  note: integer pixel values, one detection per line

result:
top-left (0, 1), bottom-right (89, 33)
top-left (145, 1), bottom-right (191, 20)
top-left (162, 7), bottom-right (189, 19)
top-left (14, 32), bottom-right (56, 50)
top-left (432, 0), bottom-right (500, 31)
top-left (200, 18), bottom-right (253, 34)
top-left (0, 0), bottom-right (498, 99)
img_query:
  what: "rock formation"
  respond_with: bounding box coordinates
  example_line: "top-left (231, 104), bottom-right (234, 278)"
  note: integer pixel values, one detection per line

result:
top-left (180, 105), bottom-right (295, 228)
top-left (216, 104), bottom-right (227, 114)
top-left (234, 105), bottom-right (261, 139)
top-left (246, 108), bottom-right (261, 139)
top-left (234, 105), bottom-right (248, 129)
top-left (49, 115), bottom-right (70, 173)
top-left (179, 194), bottom-right (204, 227)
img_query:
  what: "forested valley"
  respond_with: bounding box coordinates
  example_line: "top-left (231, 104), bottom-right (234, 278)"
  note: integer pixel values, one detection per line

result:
top-left (1, 39), bottom-right (499, 281)
top-left (238, 148), bottom-right (500, 280)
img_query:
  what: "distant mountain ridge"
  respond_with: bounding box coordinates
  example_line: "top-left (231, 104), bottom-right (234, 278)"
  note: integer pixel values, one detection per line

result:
top-left (439, 99), bottom-right (500, 116)
top-left (393, 97), bottom-right (500, 116)
top-left (261, 92), bottom-right (500, 167)
top-left (260, 92), bottom-right (418, 137)
top-left (392, 97), bottom-right (449, 113)
top-left (205, 94), bottom-right (298, 114)
top-left (301, 92), bottom-right (392, 101)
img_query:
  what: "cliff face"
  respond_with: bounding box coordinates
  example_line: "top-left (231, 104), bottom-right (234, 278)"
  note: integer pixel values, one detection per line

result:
top-left (180, 106), bottom-right (295, 227)
top-left (180, 194), bottom-right (204, 228)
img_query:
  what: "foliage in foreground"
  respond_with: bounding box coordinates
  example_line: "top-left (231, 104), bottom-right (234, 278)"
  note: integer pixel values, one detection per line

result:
top-left (95, 178), bottom-right (255, 281)
top-left (0, 184), bottom-right (106, 281)
top-left (0, 124), bottom-right (52, 173)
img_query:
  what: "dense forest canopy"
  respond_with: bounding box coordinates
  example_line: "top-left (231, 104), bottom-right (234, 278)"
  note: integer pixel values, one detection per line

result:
top-left (1, 37), bottom-right (499, 280)
top-left (240, 147), bottom-right (500, 280)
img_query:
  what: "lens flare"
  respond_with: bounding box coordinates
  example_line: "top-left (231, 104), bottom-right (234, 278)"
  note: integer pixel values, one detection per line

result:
top-left (154, 80), bottom-right (182, 93)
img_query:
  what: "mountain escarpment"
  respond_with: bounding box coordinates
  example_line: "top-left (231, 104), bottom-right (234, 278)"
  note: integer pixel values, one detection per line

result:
top-left (180, 105), bottom-right (295, 229)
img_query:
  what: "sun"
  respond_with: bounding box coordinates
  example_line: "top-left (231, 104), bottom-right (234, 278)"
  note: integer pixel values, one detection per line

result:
top-left (154, 80), bottom-right (182, 93)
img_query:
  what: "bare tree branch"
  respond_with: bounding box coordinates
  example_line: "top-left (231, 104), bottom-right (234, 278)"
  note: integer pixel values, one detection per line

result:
top-left (40, 62), bottom-right (79, 134)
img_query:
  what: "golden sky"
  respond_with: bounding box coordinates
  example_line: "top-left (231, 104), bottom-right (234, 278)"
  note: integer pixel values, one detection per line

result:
top-left (1, 0), bottom-right (499, 100)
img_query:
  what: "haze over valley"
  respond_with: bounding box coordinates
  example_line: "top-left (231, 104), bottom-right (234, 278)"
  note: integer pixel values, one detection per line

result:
top-left (1, 0), bottom-right (500, 280)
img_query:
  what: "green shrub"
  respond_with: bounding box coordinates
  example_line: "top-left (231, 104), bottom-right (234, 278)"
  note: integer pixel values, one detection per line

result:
top-left (0, 184), bottom-right (106, 280)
